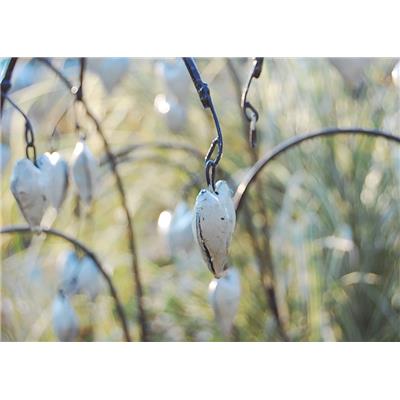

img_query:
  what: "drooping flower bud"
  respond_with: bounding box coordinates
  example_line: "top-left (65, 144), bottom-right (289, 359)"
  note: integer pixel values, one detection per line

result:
top-left (193, 180), bottom-right (236, 278)
top-left (52, 290), bottom-right (79, 342)
top-left (208, 267), bottom-right (241, 337)
top-left (10, 159), bottom-right (49, 228)
top-left (36, 152), bottom-right (69, 211)
top-left (70, 140), bottom-right (98, 206)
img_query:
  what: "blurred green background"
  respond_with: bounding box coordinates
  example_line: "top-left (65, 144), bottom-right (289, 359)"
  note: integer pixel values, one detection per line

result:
top-left (1, 58), bottom-right (399, 341)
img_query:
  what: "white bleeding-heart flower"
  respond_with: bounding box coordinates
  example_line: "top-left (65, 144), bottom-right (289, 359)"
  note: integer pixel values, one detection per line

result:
top-left (208, 267), bottom-right (241, 337)
top-left (36, 151), bottom-right (69, 211)
top-left (168, 201), bottom-right (195, 256)
top-left (52, 290), bottom-right (79, 342)
top-left (76, 255), bottom-right (104, 301)
top-left (193, 180), bottom-right (236, 278)
top-left (10, 158), bottom-right (49, 228)
top-left (70, 140), bottom-right (98, 206)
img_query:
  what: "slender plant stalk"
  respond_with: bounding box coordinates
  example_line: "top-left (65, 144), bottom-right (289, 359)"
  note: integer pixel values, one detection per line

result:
top-left (36, 58), bottom-right (149, 341)
top-left (227, 59), bottom-right (289, 340)
top-left (0, 225), bottom-right (131, 342)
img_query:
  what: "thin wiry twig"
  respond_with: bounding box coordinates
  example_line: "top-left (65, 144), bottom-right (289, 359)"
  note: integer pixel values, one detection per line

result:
top-left (0, 225), bottom-right (131, 342)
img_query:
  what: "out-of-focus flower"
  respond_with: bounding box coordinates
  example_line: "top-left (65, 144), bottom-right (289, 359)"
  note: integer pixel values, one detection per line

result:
top-left (10, 159), bottom-right (49, 228)
top-left (86, 58), bottom-right (131, 93)
top-left (59, 250), bottom-right (81, 295)
top-left (193, 180), bottom-right (236, 278)
top-left (168, 201), bottom-right (194, 256)
top-left (0, 142), bottom-right (11, 172)
top-left (76, 256), bottom-right (103, 301)
top-left (329, 58), bottom-right (371, 92)
top-left (154, 93), bottom-right (187, 133)
top-left (208, 267), bottom-right (241, 337)
top-left (36, 152), bottom-right (69, 211)
top-left (391, 61), bottom-right (400, 88)
top-left (70, 140), bottom-right (98, 206)
top-left (52, 290), bottom-right (79, 342)
top-left (155, 59), bottom-right (190, 104)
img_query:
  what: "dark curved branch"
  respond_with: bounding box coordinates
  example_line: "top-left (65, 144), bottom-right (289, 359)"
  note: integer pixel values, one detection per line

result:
top-left (0, 225), bottom-right (131, 342)
top-left (234, 128), bottom-right (400, 212)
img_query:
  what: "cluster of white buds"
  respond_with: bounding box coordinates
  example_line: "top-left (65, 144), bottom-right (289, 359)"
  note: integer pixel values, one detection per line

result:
top-left (193, 180), bottom-right (236, 278)
top-left (52, 289), bottom-right (79, 342)
top-left (154, 59), bottom-right (190, 133)
top-left (208, 267), bottom-right (241, 337)
top-left (10, 139), bottom-right (98, 228)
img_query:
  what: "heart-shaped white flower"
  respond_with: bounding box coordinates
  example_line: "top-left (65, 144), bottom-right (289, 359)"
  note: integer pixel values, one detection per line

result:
top-left (52, 290), bottom-right (79, 342)
top-left (193, 180), bottom-right (236, 278)
top-left (208, 267), bottom-right (241, 337)
top-left (10, 159), bottom-right (49, 228)
top-left (168, 201), bottom-right (195, 256)
top-left (70, 140), bottom-right (98, 206)
top-left (36, 152), bottom-right (69, 211)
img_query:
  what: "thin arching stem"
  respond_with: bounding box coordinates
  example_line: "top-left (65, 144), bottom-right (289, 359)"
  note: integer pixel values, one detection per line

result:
top-left (0, 225), bottom-right (131, 342)
top-left (234, 128), bottom-right (400, 212)
top-left (37, 57), bottom-right (149, 341)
